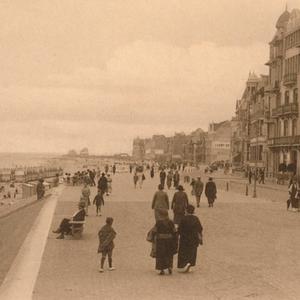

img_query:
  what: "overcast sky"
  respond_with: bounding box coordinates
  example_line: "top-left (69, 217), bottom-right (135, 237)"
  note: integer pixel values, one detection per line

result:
top-left (0, 0), bottom-right (299, 154)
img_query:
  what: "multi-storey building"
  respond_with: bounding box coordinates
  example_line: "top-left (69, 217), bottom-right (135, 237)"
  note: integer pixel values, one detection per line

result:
top-left (267, 8), bottom-right (300, 176)
top-left (206, 121), bottom-right (231, 163)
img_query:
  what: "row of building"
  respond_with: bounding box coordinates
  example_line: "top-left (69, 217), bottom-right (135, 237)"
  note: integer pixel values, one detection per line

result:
top-left (232, 8), bottom-right (300, 177)
top-left (132, 121), bottom-right (231, 164)
top-left (132, 8), bottom-right (300, 178)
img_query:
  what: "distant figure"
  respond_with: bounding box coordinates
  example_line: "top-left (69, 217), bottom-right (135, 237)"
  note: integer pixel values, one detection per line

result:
top-left (194, 177), bottom-right (204, 208)
top-left (177, 205), bottom-right (203, 273)
top-left (173, 171), bottom-right (180, 189)
top-left (205, 177), bottom-right (217, 208)
top-left (107, 174), bottom-right (112, 195)
top-left (166, 171), bottom-right (173, 190)
top-left (129, 165), bottom-right (133, 173)
top-left (53, 202), bottom-right (86, 239)
top-left (112, 164), bottom-right (116, 175)
top-left (150, 166), bottom-right (155, 179)
top-left (105, 165), bottom-right (109, 174)
top-left (53, 173), bottom-right (59, 187)
top-left (248, 170), bottom-right (252, 185)
top-left (98, 173), bottom-right (108, 195)
top-left (152, 184), bottom-right (169, 221)
top-left (288, 177), bottom-right (299, 212)
top-left (171, 185), bottom-right (189, 226)
top-left (93, 190), bottom-right (105, 216)
top-left (81, 183), bottom-right (91, 215)
top-left (133, 173), bottom-right (139, 188)
top-left (159, 169), bottom-right (167, 189)
top-left (98, 217), bottom-right (117, 272)
top-left (36, 178), bottom-right (45, 200)
top-left (259, 169), bottom-right (265, 184)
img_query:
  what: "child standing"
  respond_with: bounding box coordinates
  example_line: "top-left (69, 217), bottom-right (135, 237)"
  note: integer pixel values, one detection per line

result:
top-left (98, 217), bottom-right (116, 272)
top-left (93, 190), bottom-right (104, 216)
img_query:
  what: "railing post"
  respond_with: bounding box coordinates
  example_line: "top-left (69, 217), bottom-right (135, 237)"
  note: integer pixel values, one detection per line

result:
top-left (246, 184), bottom-right (248, 196)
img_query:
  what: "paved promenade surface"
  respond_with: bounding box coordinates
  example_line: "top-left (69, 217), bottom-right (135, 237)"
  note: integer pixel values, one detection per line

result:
top-left (4, 172), bottom-right (300, 300)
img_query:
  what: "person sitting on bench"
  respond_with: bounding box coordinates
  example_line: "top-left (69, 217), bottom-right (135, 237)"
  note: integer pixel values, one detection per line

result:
top-left (53, 202), bottom-right (86, 239)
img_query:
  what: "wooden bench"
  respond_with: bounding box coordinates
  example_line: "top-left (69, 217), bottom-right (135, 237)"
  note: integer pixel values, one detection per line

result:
top-left (69, 220), bottom-right (85, 239)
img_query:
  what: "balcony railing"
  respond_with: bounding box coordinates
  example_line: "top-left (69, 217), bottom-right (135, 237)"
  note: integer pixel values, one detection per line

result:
top-left (268, 135), bottom-right (300, 147)
top-left (250, 110), bottom-right (265, 119)
top-left (283, 73), bottom-right (297, 86)
top-left (272, 103), bottom-right (298, 117)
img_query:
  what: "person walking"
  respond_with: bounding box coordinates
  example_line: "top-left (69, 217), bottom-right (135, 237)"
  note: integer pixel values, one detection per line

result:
top-left (133, 173), bottom-right (138, 188)
top-left (107, 174), bottom-right (112, 195)
top-left (248, 170), bottom-right (252, 184)
top-left (93, 190), bottom-right (105, 216)
top-left (171, 185), bottom-right (189, 226)
top-left (98, 217), bottom-right (117, 272)
top-left (288, 177), bottom-right (299, 212)
top-left (152, 184), bottom-right (169, 221)
top-left (177, 205), bottom-right (203, 273)
top-left (166, 171), bottom-right (173, 190)
top-left (112, 164), bottom-right (116, 175)
top-left (98, 173), bottom-right (108, 196)
top-left (194, 177), bottom-right (204, 208)
top-left (173, 170), bottom-right (180, 189)
top-left (81, 183), bottom-right (91, 216)
top-left (205, 177), bottom-right (217, 207)
top-left (151, 210), bottom-right (177, 275)
top-left (159, 169), bottom-right (167, 189)
top-left (150, 166), bottom-right (155, 179)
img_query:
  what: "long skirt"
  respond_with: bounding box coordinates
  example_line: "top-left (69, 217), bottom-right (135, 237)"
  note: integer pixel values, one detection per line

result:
top-left (155, 239), bottom-right (174, 270)
top-left (207, 197), bottom-right (215, 204)
top-left (173, 212), bottom-right (184, 225)
top-left (177, 243), bottom-right (198, 268)
top-left (291, 197), bottom-right (299, 209)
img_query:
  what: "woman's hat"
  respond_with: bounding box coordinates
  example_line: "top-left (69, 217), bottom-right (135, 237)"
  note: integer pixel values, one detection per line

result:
top-left (186, 204), bottom-right (195, 214)
top-left (177, 185), bottom-right (184, 191)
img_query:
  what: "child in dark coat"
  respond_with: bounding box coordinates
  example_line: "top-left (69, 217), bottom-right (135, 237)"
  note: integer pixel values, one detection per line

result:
top-left (93, 190), bottom-right (104, 216)
top-left (98, 217), bottom-right (116, 272)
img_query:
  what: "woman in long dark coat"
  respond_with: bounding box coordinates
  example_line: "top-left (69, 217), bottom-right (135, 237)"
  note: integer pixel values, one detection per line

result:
top-left (177, 205), bottom-right (203, 272)
top-left (171, 185), bottom-right (189, 225)
top-left (205, 177), bottom-right (217, 207)
top-left (154, 209), bottom-right (177, 275)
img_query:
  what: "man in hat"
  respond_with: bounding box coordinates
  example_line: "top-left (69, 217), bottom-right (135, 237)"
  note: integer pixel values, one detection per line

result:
top-left (152, 184), bottom-right (169, 221)
top-left (177, 204), bottom-right (203, 273)
top-left (53, 202), bottom-right (86, 239)
top-left (171, 185), bottom-right (189, 226)
top-left (205, 177), bottom-right (217, 207)
top-left (194, 177), bottom-right (204, 207)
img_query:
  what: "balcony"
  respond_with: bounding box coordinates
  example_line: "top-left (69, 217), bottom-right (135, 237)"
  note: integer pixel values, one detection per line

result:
top-left (272, 103), bottom-right (298, 118)
top-left (250, 110), bottom-right (264, 120)
top-left (268, 135), bottom-right (300, 147)
top-left (283, 73), bottom-right (297, 87)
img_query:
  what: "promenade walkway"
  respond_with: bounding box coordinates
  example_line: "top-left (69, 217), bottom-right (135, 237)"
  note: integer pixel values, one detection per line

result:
top-left (2, 172), bottom-right (300, 299)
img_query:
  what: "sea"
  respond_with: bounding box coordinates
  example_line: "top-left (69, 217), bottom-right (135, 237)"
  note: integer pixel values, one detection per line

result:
top-left (0, 153), bottom-right (61, 169)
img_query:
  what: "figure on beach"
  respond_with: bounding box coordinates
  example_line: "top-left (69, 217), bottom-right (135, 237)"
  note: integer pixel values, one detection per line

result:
top-left (98, 217), bottom-right (117, 272)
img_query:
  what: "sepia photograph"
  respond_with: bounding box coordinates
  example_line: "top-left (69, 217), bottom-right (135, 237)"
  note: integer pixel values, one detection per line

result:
top-left (0, 0), bottom-right (300, 299)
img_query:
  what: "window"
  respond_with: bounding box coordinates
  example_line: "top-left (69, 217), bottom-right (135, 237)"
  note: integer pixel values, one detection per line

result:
top-left (285, 91), bottom-right (290, 104)
top-left (292, 119), bottom-right (297, 136)
top-left (294, 88), bottom-right (298, 103)
top-left (284, 119), bottom-right (289, 136)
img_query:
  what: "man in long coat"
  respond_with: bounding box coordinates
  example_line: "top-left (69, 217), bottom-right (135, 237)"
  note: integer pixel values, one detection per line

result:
top-left (177, 204), bottom-right (203, 272)
top-left (173, 170), bottom-right (180, 189)
top-left (194, 177), bottom-right (204, 207)
top-left (171, 185), bottom-right (189, 225)
top-left (205, 177), bottom-right (217, 207)
top-left (159, 169), bottom-right (167, 189)
top-left (36, 178), bottom-right (45, 200)
top-left (152, 184), bottom-right (169, 221)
